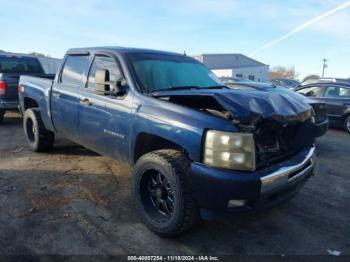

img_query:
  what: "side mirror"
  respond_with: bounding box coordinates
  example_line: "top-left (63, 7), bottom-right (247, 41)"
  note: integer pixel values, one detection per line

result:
top-left (95, 69), bottom-right (110, 95)
top-left (95, 69), bottom-right (127, 96)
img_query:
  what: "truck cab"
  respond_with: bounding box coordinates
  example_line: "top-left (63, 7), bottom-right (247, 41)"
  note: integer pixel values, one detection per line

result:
top-left (19, 47), bottom-right (318, 237)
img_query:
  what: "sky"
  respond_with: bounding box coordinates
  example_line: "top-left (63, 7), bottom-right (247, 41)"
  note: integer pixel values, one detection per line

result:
top-left (0, 0), bottom-right (349, 80)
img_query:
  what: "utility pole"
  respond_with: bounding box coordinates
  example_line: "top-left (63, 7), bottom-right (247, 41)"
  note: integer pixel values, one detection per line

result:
top-left (322, 58), bottom-right (328, 77)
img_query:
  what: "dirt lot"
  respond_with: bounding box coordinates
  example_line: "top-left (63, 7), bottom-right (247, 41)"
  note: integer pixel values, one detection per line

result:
top-left (0, 111), bottom-right (349, 256)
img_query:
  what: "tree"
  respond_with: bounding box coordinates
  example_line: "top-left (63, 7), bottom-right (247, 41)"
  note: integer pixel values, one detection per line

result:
top-left (269, 65), bottom-right (299, 80)
top-left (28, 52), bottom-right (51, 58)
top-left (302, 74), bottom-right (320, 83)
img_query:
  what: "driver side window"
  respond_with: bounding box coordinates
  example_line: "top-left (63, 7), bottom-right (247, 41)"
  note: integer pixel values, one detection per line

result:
top-left (297, 86), bottom-right (323, 97)
top-left (87, 56), bottom-right (122, 90)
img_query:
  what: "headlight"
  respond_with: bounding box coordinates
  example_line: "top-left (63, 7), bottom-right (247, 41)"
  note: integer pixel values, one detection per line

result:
top-left (203, 130), bottom-right (256, 171)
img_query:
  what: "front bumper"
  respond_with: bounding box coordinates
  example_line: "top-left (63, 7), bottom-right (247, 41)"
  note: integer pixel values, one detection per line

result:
top-left (190, 146), bottom-right (316, 211)
top-left (0, 100), bottom-right (19, 110)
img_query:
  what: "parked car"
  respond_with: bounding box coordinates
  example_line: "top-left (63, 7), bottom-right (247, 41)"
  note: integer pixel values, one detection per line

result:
top-left (295, 80), bottom-right (350, 133)
top-left (223, 81), bottom-right (329, 137)
top-left (19, 47), bottom-right (318, 237)
top-left (300, 77), bottom-right (350, 87)
top-left (0, 54), bottom-right (55, 123)
top-left (269, 78), bottom-right (300, 89)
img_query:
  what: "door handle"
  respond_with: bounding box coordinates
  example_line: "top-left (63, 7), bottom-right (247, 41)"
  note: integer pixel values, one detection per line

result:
top-left (80, 98), bottom-right (92, 106)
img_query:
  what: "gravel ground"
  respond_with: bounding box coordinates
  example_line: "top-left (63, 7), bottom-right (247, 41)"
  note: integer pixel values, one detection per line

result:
top-left (0, 111), bottom-right (349, 256)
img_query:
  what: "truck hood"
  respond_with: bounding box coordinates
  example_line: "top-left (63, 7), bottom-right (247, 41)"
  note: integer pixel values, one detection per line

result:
top-left (154, 89), bottom-right (313, 125)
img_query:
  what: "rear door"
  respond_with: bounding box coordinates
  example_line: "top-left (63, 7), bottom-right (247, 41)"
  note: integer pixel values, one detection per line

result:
top-left (322, 85), bottom-right (350, 123)
top-left (78, 54), bottom-right (134, 161)
top-left (50, 55), bottom-right (91, 142)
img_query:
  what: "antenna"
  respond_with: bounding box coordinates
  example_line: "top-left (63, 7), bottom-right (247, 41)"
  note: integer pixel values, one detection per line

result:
top-left (322, 58), bottom-right (328, 77)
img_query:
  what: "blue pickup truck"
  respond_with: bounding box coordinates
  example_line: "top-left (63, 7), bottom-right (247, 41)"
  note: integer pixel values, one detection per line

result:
top-left (19, 47), bottom-right (318, 237)
top-left (0, 54), bottom-right (54, 123)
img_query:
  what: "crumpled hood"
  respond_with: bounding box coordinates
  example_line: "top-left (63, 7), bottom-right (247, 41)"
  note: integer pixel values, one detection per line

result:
top-left (155, 89), bottom-right (313, 125)
top-left (213, 90), bottom-right (312, 124)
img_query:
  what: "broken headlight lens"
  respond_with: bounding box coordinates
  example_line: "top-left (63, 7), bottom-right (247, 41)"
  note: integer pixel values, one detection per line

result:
top-left (203, 130), bottom-right (256, 171)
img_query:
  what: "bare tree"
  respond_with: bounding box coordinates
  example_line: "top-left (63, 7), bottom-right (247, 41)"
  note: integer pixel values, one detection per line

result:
top-left (269, 66), bottom-right (299, 80)
top-left (302, 74), bottom-right (320, 83)
top-left (28, 52), bottom-right (51, 58)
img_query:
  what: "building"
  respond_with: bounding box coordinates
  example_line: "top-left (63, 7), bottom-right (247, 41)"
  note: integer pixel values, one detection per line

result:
top-left (193, 53), bottom-right (269, 82)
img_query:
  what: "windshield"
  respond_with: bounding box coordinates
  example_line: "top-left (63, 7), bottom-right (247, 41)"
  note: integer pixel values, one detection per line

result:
top-left (127, 53), bottom-right (223, 93)
top-left (0, 56), bottom-right (44, 74)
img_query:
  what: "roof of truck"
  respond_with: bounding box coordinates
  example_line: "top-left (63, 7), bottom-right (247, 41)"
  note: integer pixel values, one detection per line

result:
top-left (67, 46), bottom-right (183, 56)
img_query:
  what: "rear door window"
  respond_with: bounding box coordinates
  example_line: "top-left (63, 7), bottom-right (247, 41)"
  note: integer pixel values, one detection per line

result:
top-left (61, 55), bottom-right (90, 87)
top-left (324, 86), bottom-right (350, 97)
top-left (297, 86), bottom-right (324, 97)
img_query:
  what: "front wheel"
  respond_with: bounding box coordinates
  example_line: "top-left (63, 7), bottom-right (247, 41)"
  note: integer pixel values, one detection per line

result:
top-left (0, 109), bottom-right (5, 124)
top-left (23, 108), bottom-right (55, 152)
top-left (133, 150), bottom-right (199, 237)
top-left (344, 115), bottom-right (350, 134)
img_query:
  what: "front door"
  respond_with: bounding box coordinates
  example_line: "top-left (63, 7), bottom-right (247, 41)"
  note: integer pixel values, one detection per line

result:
top-left (78, 54), bottom-right (134, 162)
top-left (322, 85), bottom-right (350, 124)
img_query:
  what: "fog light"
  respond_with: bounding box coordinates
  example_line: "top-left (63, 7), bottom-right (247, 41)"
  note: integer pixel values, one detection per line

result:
top-left (227, 199), bottom-right (247, 208)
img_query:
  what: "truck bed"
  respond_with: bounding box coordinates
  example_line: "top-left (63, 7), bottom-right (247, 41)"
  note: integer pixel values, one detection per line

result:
top-left (19, 75), bottom-right (56, 131)
top-left (20, 75), bottom-right (55, 91)
top-left (0, 73), bottom-right (55, 110)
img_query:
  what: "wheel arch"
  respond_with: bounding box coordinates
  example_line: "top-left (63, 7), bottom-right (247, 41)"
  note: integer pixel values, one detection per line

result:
top-left (133, 132), bottom-right (190, 165)
top-left (23, 97), bottom-right (39, 110)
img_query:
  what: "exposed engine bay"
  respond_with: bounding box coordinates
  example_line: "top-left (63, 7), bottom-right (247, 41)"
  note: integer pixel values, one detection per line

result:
top-left (156, 91), bottom-right (317, 169)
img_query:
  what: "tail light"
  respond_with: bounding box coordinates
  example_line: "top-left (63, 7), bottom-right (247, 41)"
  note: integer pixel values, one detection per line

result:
top-left (0, 80), bottom-right (7, 95)
top-left (18, 84), bottom-right (24, 93)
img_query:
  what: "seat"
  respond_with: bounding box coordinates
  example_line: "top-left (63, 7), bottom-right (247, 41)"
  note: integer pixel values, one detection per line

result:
top-left (327, 88), bottom-right (339, 97)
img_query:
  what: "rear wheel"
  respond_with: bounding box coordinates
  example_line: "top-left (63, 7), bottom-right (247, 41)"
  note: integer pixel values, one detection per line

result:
top-left (344, 115), bottom-right (350, 134)
top-left (23, 109), bottom-right (55, 152)
top-left (133, 150), bottom-right (199, 237)
top-left (0, 109), bottom-right (5, 124)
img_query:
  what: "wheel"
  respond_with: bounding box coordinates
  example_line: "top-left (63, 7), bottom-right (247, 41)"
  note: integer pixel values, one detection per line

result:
top-left (133, 149), bottom-right (199, 237)
top-left (23, 108), bottom-right (55, 152)
top-left (344, 115), bottom-right (350, 134)
top-left (0, 109), bottom-right (5, 124)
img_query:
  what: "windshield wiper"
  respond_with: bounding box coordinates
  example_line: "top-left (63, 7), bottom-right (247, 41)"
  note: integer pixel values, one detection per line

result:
top-left (204, 85), bottom-right (229, 89)
top-left (151, 85), bottom-right (201, 94)
top-left (150, 85), bottom-right (228, 95)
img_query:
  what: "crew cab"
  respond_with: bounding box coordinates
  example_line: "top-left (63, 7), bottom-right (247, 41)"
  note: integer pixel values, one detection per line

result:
top-left (19, 47), bottom-right (318, 237)
top-left (0, 54), bottom-right (54, 123)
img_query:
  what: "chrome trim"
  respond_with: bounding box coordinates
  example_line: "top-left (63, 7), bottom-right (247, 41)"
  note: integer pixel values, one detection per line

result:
top-left (260, 147), bottom-right (316, 194)
top-left (0, 101), bottom-right (19, 109)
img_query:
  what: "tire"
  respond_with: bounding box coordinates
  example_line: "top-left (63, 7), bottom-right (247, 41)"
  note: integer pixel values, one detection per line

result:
top-left (0, 109), bottom-right (5, 124)
top-left (23, 108), bottom-right (55, 152)
top-left (344, 115), bottom-right (350, 134)
top-left (133, 149), bottom-right (199, 237)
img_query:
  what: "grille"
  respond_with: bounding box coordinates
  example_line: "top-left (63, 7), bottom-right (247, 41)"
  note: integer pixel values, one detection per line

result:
top-left (255, 121), bottom-right (315, 169)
